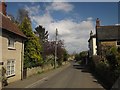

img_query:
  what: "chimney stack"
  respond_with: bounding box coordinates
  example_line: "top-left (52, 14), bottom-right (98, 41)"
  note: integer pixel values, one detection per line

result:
top-left (0, 0), bottom-right (7, 16)
top-left (96, 18), bottom-right (100, 27)
top-left (90, 30), bottom-right (93, 36)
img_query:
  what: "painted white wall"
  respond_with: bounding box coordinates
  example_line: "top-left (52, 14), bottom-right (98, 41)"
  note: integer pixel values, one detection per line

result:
top-left (92, 38), bottom-right (97, 55)
top-left (89, 37), bottom-right (97, 57)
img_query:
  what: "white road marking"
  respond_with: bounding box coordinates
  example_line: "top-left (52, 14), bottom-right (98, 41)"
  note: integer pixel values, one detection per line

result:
top-left (25, 77), bottom-right (48, 88)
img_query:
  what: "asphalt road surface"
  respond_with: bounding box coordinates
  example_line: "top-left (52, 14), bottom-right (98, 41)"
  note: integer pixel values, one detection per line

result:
top-left (30, 61), bottom-right (104, 88)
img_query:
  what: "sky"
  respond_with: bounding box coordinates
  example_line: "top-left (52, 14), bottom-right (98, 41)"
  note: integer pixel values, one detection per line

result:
top-left (6, 1), bottom-right (119, 54)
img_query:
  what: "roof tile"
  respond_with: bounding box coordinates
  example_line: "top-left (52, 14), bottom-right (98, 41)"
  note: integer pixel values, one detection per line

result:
top-left (0, 13), bottom-right (26, 38)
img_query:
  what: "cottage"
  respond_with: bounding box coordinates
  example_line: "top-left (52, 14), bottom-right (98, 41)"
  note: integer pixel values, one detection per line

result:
top-left (0, 2), bottom-right (26, 84)
top-left (96, 18), bottom-right (120, 55)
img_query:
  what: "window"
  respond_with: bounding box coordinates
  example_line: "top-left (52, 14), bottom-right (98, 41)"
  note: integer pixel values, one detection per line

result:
top-left (117, 41), bottom-right (120, 45)
top-left (8, 37), bottom-right (15, 49)
top-left (6, 60), bottom-right (15, 76)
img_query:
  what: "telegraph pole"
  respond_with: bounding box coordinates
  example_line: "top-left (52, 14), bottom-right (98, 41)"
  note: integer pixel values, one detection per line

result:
top-left (54, 28), bottom-right (58, 69)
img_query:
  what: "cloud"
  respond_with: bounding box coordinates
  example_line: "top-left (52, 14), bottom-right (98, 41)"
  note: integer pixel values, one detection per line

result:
top-left (115, 23), bottom-right (120, 26)
top-left (32, 13), bottom-right (54, 27)
top-left (25, 3), bottom-right (94, 54)
top-left (46, 2), bottom-right (74, 13)
top-left (25, 5), bottom-right (41, 16)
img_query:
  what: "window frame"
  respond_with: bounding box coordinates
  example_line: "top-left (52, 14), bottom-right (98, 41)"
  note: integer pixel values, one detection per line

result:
top-left (8, 37), bottom-right (16, 49)
top-left (117, 41), bottom-right (120, 46)
top-left (6, 59), bottom-right (15, 77)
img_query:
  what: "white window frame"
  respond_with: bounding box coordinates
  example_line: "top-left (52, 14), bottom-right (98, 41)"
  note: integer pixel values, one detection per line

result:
top-left (6, 59), bottom-right (15, 77)
top-left (8, 37), bottom-right (15, 49)
top-left (117, 41), bottom-right (120, 46)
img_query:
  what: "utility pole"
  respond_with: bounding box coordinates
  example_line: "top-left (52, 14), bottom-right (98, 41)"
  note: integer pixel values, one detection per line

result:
top-left (54, 28), bottom-right (58, 69)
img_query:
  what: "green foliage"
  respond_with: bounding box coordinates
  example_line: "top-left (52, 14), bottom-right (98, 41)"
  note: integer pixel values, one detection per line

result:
top-left (88, 47), bottom-right (120, 89)
top-left (63, 49), bottom-right (68, 62)
top-left (19, 17), bottom-right (42, 68)
top-left (106, 47), bottom-right (119, 70)
top-left (35, 25), bottom-right (49, 61)
top-left (45, 55), bottom-right (54, 66)
top-left (79, 51), bottom-right (88, 59)
top-left (75, 54), bottom-right (80, 61)
top-left (20, 17), bottom-right (34, 37)
top-left (75, 51), bottom-right (88, 65)
top-left (35, 25), bottom-right (48, 43)
top-left (75, 51), bottom-right (88, 61)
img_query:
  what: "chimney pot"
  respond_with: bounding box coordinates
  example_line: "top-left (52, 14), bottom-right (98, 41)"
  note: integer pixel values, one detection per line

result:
top-left (96, 18), bottom-right (100, 27)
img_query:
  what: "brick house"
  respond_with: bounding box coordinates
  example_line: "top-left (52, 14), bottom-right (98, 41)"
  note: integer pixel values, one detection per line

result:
top-left (0, 2), bottom-right (26, 84)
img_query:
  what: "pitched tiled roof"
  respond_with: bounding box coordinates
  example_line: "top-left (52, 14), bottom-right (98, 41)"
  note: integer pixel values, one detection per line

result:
top-left (0, 13), bottom-right (26, 38)
top-left (96, 25), bottom-right (120, 41)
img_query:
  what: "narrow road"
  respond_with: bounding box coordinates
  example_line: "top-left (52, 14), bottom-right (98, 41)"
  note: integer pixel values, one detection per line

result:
top-left (30, 61), bottom-right (104, 88)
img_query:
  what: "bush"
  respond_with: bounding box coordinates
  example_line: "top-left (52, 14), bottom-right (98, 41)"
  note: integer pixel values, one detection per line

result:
top-left (88, 54), bottom-right (120, 89)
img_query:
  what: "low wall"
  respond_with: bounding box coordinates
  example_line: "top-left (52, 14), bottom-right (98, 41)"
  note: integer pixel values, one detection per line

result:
top-left (27, 64), bottom-right (54, 77)
top-left (26, 62), bottom-right (67, 78)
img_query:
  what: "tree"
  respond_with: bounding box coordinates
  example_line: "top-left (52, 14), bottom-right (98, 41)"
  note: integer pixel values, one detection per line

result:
top-left (19, 17), bottom-right (42, 68)
top-left (35, 25), bottom-right (49, 60)
top-left (17, 8), bottom-right (30, 24)
top-left (56, 40), bottom-right (65, 66)
top-left (63, 49), bottom-right (68, 62)
top-left (75, 54), bottom-right (80, 61)
top-left (35, 25), bottom-right (48, 43)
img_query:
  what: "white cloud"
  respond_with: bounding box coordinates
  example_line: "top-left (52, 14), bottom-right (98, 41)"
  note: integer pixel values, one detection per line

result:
top-left (25, 5), bottom-right (41, 16)
top-left (25, 4), bottom-right (94, 54)
top-left (115, 23), bottom-right (120, 26)
top-left (32, 13), bottom-right (54, 27)
top-left (46, 2), bottom-right (74, 12)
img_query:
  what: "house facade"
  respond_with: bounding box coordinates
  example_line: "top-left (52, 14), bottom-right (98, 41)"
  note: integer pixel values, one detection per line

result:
top-left (88, 31), bottom-right (97, 57)
top-left (96, 18), bottom-right (120, 55)
top-left (0, 2), bottom-right (26, 84)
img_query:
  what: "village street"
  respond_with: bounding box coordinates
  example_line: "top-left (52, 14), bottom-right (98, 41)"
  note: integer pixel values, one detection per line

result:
top-left (29, 61), bottom-right (103, 88)
top-left (1, 1), bottom-right (119, 90)
top-left (4, 61), bottom-right (104, 89)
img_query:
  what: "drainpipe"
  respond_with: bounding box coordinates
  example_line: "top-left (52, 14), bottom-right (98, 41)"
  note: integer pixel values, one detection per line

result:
top-left (0, 27), bottom-right (2, 89)
top-left (21, 40), bottom-right (24, 80)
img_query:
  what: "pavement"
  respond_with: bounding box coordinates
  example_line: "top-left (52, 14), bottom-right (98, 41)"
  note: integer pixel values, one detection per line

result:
top-left (3, 62), bottom-right (71, 88)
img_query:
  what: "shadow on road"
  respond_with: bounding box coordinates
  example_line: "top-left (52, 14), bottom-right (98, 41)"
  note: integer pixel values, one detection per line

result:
top-left (73, 64), bottom-right (90, 73)
top-left (72, 62), bottom-right (105, 89)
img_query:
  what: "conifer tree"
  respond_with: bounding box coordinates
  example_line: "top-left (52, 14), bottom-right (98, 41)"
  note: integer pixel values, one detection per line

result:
top-left (20, 17), bottom-right (42, 68)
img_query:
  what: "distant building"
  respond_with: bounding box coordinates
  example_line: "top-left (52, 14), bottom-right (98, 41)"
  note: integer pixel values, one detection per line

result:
top-left (0, 2), bottom-right (26, 84)
top-left (96, 18), bottom-right (120, 55)
top-left (88, 31), bottom-right (97, 57)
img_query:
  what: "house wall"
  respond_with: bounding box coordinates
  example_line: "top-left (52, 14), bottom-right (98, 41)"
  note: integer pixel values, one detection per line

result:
top-left (93, 38), bottom-right (97, 55)
top-left (89, 37), bottom-right (97, 57)
top-left (97, 41), bottom-right (117, 55)
top-left (2, 32), bottom-right (24, 83)
top-left (101, 41), bottom-right (117, 46)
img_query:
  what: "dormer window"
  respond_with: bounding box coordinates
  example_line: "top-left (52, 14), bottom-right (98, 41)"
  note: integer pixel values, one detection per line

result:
top-left (8, 37), bottom-right (15, 49)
